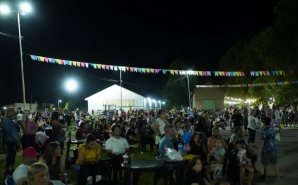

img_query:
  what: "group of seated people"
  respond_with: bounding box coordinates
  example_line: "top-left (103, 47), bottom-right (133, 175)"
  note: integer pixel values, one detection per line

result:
top-left (12, 123), bottom-right (134, 185)
top-left (158, 124), bottom-right (260, 185)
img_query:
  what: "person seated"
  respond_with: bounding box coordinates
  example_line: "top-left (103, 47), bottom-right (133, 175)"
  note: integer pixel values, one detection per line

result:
top-left (207, 127), bottom-right (228, 152)
top-left (174, 120), bottom-right (184, 139)
top-left (106, 124), bottom-right (135, 159)
top-left (25, 163), bottom-right (65, 185)
top-left (13, 147), bottom-right (39, 185)
top-left (189, 133), bottom-right (207, 163)
top-left (75, 122), bottom-right (92, 140)
top-left (106, 124), bottom-right (135, 182)
top-left (205, 138), bottom-right (225, 184)
top-left (158, 125), bottom-right (175, 156)
top-left (184, 157), bottom-right (207, 185)
top-left (74, 133), bottom-right (103, 184)
top-left (229, 127), bottom-right (260, 174)
top-left (38, 142), bottom-right (65, 182)
top-left (233, 141), bottom-right (254, 185)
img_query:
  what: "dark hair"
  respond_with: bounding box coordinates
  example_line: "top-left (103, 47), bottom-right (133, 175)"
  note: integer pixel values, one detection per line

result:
top-left (234, 126), bottom-right (242, 133)
top-left (184, 156), bottom-right (201, 178)
top-left (189, 132), bottom-right (200, 148)
top-left (85, 134), bottom-right (97, 145)
top-left (235, 140), bottom-right (242, 146)
top-left (112, 124), bottom-right (121, 132)
top-left (174, 120), bottom-right (181, 126)
top-left (51, 112), bottom-right (59, 122)
top-left (41, 142), bottom-right (60, 165)
top-left (157, 109), bottom-right (166, 117)
top-left (262, 117), bottom-right (271, 126)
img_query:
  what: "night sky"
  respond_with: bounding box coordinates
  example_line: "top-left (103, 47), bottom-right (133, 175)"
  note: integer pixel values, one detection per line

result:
top-left (0, 0), bottom-right (278, 108)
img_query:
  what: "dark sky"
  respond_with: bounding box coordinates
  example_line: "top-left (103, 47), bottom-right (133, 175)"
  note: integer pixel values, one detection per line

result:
top-left (0, 0), bottom-right (278, 108)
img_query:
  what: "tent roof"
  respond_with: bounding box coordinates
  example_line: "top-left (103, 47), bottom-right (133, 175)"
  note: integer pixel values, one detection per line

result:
top-left (85, 84), bottom-right (144, 100)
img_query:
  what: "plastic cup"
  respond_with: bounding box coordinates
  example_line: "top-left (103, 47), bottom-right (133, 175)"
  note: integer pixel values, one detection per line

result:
top-left (123, 155), bottom-right (129, 164)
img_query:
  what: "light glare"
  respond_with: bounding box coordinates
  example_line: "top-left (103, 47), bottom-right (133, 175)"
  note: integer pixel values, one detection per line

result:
top-left (20, 2), bottom-right (31, 13)
top-left (66, 80), bottom-right (77, 91)
top-left (0, 5), bottom-right (10, 14)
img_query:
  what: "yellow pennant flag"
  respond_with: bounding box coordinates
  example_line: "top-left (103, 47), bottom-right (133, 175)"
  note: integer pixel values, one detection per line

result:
top-left (146, 68), bottom-right (150, 73)
top-left (39, 57), bottom-right (45, 62)
top-left (170, 70), bottom-right (174, 75)
top-left (194, 71), bottom-right (199, 76)
top-left (97, 64), bottom-right (101, 69)
top-left (73, 61), bottom-right (77, 66)
top-left (57, 59), bottom-right (61, 64)
top-left (199, 71), bottom-right (202, 76)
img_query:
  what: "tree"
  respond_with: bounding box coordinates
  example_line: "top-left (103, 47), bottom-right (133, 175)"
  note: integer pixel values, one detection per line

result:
top-left (162, 59), bottom-right (204, 108)
top-left (220, 0), bottom-right (298, 104)
top-left (64, 101), bottom-right (76, 111)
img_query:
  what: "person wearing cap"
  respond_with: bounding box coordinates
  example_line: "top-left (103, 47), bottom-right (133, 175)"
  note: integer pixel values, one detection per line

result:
top-left (13, 147), bottom-right (39, 185)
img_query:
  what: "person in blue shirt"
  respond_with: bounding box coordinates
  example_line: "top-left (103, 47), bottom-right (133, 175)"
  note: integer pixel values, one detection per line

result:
top-left (2, 108), bottom-right (19, 177)
top-left (158, 125), bottom-right (174, 155)
top-left (259, 117), bottom-right (281, 181)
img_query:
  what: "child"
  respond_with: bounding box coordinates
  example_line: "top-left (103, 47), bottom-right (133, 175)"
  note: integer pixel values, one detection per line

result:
top-left (234, 141), bottom-right (254, 185)
top-left (205, 138), bottom-right (225, 184)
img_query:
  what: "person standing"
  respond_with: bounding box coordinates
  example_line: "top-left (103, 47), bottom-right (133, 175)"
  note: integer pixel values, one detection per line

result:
top-left (247, 109), bottom-right (258, 147)
top-left (259, 117), bottom-right (281, 181)
top-left (2, 108), bottom-right (19, 177)
top-left (151, 109), bottom-right (168, 148)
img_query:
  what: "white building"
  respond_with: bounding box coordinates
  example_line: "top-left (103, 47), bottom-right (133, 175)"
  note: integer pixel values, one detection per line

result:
top-left (4, 103), bottom-right (38, 112)
top-left (85, 84), bottom-right (145, 112)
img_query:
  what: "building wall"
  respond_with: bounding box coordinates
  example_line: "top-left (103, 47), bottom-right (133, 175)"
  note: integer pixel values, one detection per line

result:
top-left (85, 85), bottom-right (145, 112)
top-left (193, 88), bottom-right (225, 110)
top-left (6, 103), bottom-right (38, 112)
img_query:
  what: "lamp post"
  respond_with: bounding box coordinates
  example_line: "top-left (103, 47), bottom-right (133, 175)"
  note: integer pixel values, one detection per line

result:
top-left (58, 100), bottom-right (62, 108)
top-left (0, 2), bottom-right (32, 111)
top-left (65, 79), bottom-right (78, 109)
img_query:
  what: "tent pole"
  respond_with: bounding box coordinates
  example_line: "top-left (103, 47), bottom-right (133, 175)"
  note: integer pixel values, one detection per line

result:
top-left (120, 70), bottom-right (122, 109)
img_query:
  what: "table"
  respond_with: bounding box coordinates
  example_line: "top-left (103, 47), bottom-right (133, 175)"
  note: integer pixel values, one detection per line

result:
top-left (121, 159), bottom-right (164, 185)
top-left (65, 139), bottom-right (85, 166)
top-left (156, 156), bottom-right (186, 185)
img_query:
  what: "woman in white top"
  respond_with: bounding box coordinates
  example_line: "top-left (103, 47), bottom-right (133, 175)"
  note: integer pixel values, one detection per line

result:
top-left (273, 106), bottom-right (281, 127)
top-left (151, 109), bottom-right (168, 146)
top-left (247, 109), bottom-right (258, 147)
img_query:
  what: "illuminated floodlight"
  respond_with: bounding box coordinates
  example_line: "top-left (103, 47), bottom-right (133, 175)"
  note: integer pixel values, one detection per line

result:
top-left (0, 5), bottom-right (10, 14)
top-left (20, 2), bottom-right (31, 13)
top-left (65, 80), bottom-right (77, 91)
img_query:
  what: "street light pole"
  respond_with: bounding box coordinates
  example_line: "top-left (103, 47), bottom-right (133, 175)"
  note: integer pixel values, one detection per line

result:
top-left (17, 12), bottom-right (26, 111)
top-left (186, 73), bottom-right (191, 109)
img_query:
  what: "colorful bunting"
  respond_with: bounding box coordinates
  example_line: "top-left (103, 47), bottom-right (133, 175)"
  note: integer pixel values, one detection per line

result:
top-left (195, 81), bottom-right (298, 88)
top-left (30, 54), bottom-right (250, 77)
top-left (250, 71), bottom-right (285, 76)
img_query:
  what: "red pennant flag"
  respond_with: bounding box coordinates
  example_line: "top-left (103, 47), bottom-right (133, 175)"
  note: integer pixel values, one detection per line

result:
top-left (290, 70), bottom-right (293, 75)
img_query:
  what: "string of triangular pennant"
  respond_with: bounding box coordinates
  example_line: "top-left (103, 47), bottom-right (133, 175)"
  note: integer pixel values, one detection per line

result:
top-left (195, 81), bottom-right (298, 88)
top-left (29, 55), bottom-right (246, 77)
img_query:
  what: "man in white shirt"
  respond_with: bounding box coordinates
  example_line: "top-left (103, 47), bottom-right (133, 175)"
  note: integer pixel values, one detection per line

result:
top-left (13, 147), bottom-right (39, 185)
top-left (105, 124), bottom-right (133, 158)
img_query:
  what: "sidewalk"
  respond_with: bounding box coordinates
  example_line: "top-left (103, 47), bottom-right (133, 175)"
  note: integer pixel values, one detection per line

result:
top-left (220, 127), bottom-right (298, 185)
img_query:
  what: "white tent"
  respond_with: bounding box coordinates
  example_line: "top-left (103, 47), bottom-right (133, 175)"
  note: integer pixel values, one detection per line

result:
top-left (85, 84), bottom-right (145, 112)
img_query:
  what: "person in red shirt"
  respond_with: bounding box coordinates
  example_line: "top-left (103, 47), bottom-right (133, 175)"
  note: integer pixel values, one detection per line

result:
top-left (76, 122), bottom-right (91, 140)
top-left (149, 109), bottom-right (155, 117)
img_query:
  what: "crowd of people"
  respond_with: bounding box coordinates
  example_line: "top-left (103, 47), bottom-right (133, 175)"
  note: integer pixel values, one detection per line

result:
top-left (0, 105), bottom-right (285, 185)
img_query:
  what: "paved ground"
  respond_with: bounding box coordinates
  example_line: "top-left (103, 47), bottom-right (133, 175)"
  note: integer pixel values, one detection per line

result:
top-left (220, 127), bottom-right (298, 185)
